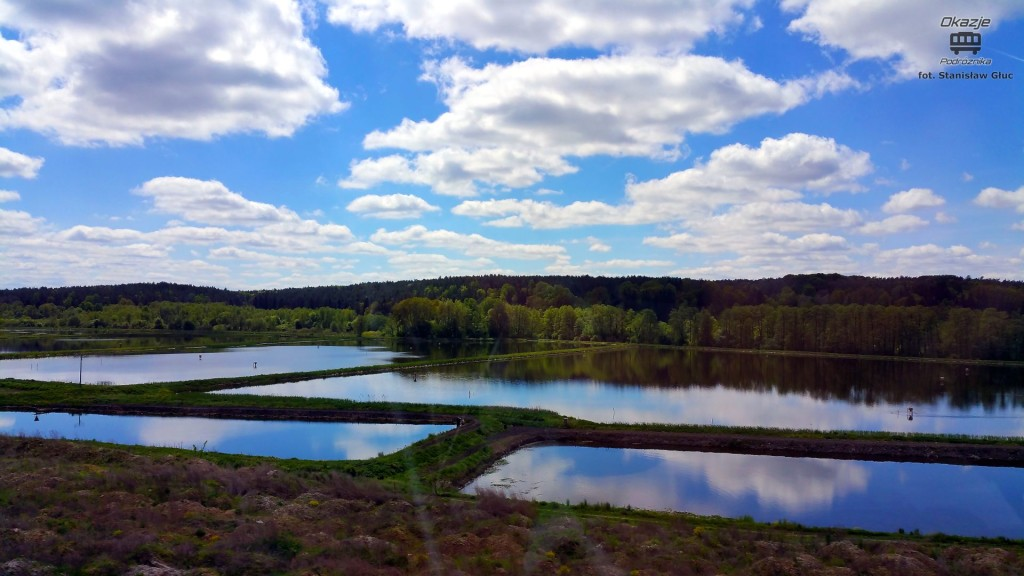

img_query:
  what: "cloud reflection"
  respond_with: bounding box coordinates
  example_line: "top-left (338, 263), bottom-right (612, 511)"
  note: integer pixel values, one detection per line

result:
top-left (468, 446), bottom-right (870, 517)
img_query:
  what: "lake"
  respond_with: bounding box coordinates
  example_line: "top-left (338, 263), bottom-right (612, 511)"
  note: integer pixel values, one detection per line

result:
top-left (0, 335), bottom-right (582, 384)
top-left (219, 348), bottom-right (1024, 436)
top-left (0, 411), bottom-right (451, 460)
top-left (463, 445), bottom-right (1024, 538)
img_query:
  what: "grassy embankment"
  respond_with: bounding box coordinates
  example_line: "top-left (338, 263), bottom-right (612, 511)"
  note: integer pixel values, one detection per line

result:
top-left (3, 434), bottom-right (1024, 576)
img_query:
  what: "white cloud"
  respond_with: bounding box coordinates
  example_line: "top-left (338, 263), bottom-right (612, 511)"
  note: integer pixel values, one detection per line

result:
top-left (346, 193), bottom-right (440, 219)
top-left (386, 253), bottom-right (507, 278)
top-left (961, 172), bottom-right (974, 182)
top-left (782, 0), bottom-right (1024, 77)
top-left (935, 212), bottom-right (957, 224)
top-left (342, 55), bottom-right (855, 195)
top-left (974, 186), bottom-right (1024, 213)
top-left (873, 243), bottom-right (1022, 278)
top-left (698, 201), bottom-right (862, 234)
top-left (341, 148), bottom-right (577, 196)
top-left (857, 214), bottom-right (928, 235)
top-left (0, 208), bottom-right (43, 236)
top-left (0, 190), bottom-right (20, 202)
top-left (453, 198), bottom-right (630, 229)
top-left (324, 0), bottom-right (755, 54)
top-left (0, 0), bottom-right (344, 145)
top-left (627, 133), bottom-right (872, 212)
top-left (1013, 222), bottom-right (1024, 231)
top-left (370, 224), bottom-right (566, 261)
top-left (882, 188), bottom-right (945, 213)
top-left (587, 237), bottom-right (611, 252)
top-left (133, 178), bottom-right (355, 246)
top-left (0, 146), bottom-right (43, 178)
top-left (645, 230), bottom-right (849, 257)
top-left (453, 134), bottom-right (873, 228)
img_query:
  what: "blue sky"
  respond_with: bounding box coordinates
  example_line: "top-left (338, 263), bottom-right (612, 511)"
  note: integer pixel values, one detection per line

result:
top-left (0, 0), bottom-right (1022, 289)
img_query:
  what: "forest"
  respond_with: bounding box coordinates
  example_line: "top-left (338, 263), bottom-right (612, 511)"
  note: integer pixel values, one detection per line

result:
top-left (1, 274), bottom-right (1023, 361)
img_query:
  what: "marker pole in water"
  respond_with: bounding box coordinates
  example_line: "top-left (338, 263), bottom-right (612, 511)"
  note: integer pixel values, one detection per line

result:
top-left (79, 355), bottom-right (83, 385)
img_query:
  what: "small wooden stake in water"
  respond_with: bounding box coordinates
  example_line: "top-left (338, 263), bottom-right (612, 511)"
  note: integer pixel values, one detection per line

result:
top-left (79, 355), bottom-right (83, 385)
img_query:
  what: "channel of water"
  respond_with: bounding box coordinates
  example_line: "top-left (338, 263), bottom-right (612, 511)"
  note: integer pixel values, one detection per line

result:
top-left (0, 411), bottom-right (450, 460)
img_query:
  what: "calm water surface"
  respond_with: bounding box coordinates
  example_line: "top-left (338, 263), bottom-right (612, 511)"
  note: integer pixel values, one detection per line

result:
top-left (220, 348), bottom-right (1024, 436)
top-left (0, 344), bottom-right (414, 384)
top-left (464, 445), bottom-right (1024, 538)
top-left (0, 411), bottom-right (450, 460)
top-left (0, 336), bottom-right (579, 384)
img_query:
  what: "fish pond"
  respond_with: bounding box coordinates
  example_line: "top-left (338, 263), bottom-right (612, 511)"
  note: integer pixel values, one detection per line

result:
top-left (463, 445), bottom-right (1024, 538)
top-left (219, 347), bottom-right (1024, 436)
top-left (0, 411), bottom-right (450, 460)
top-left (0, 338), bottom-right (584, 384)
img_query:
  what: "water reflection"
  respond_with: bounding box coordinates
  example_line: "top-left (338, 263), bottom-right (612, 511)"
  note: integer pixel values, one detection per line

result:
top-left (0, 411), bottom-right (450, 460)
top-left (464, 446), bottom-right (1024, 538)
top-left (220, 349), bottom-right (1024, 436)
top-left (0, 344), bottom-right (415, 384)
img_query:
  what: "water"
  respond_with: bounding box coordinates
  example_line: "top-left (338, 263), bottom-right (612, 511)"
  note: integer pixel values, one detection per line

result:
top-left (0, 335), bottom-right (582, 384)
top-left (219, 348), bottom-right (1024, 436)
top-left (0, 344), bottom-right (415, 384)
top-left (0, 411), bottom-right (450, 460)
top-left (464, 445), bottom-right (1024, 538)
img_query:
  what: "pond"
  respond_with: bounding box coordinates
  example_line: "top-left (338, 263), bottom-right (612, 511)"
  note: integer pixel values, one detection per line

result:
top-left (0, 344), bottom-right (416, 384)
top-left (219, 348), bottom-right (1024, 436)
top-left (0, 335), bottom-right (583, 384)
top-left (0, 411), bottom-right (451, 460)
top-left (463, 445), bottom-right (1024, 538)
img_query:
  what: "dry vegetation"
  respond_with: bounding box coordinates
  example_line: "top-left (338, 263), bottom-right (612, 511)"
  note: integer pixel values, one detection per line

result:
top-left (2, 435), bottom-right (1023, 576)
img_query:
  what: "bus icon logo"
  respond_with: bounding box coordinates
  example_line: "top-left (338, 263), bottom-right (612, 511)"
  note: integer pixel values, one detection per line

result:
top-left (950, 31), bottom-right (981, 55)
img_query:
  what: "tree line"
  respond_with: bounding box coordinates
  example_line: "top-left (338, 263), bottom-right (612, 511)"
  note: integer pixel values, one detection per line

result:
top-left (1, 275), bottom-right (1023, 360)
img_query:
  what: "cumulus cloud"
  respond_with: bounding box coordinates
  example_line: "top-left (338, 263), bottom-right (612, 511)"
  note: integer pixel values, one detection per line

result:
top-left (341, 55), bottom-right (855, 195)
top-left (0, 208), bottom-right (43, 236)
top-left (0, 0), bottom-right (344, 145)
top-left (974, 186), bottom-right (1024, 213)
top-left (0, 146), bottom-right (43, 178)
top-left (134, 177), bottom-right (303, 226)
top-left (133, 177), bottom-right (358, 246)
top-left (324, 0), bottom-right (755, 54)
top-left (341, 148), bottom-right (576, 196)
top-left (873, 243), bottom-right (1022, 278)
top-left (882, 188), bottom-right (945, 213)
top-left (0, 190), bottom-right (20, 202)
top-left (645, 230), bottom-right (849, 257)
top-left (370, 224), bottom-right (566, 261)
top-left (385, 253), bottom-right (508, 278)
top-left (857, 214), bottom-right (929, 235)
top-left (782, 0), bottom-right (1024, 76)
top-left (453, 134), bottom-right (873, 228)
top-left (587, 237), bottom-right (611, 252)
top-left (346, 193), bottom-right (440, 219)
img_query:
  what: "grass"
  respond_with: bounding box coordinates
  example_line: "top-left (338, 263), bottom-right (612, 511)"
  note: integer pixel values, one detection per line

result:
top-left (3, 434), bottom-right (1023, 575)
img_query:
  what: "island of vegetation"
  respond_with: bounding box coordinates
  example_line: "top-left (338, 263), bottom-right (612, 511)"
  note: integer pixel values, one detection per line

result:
top-left (2, 273), bottom-right (1024, 575)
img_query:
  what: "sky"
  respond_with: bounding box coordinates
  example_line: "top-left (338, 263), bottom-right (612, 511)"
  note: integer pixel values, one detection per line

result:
top-left (0, 0), bottom-right (1022, 290)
